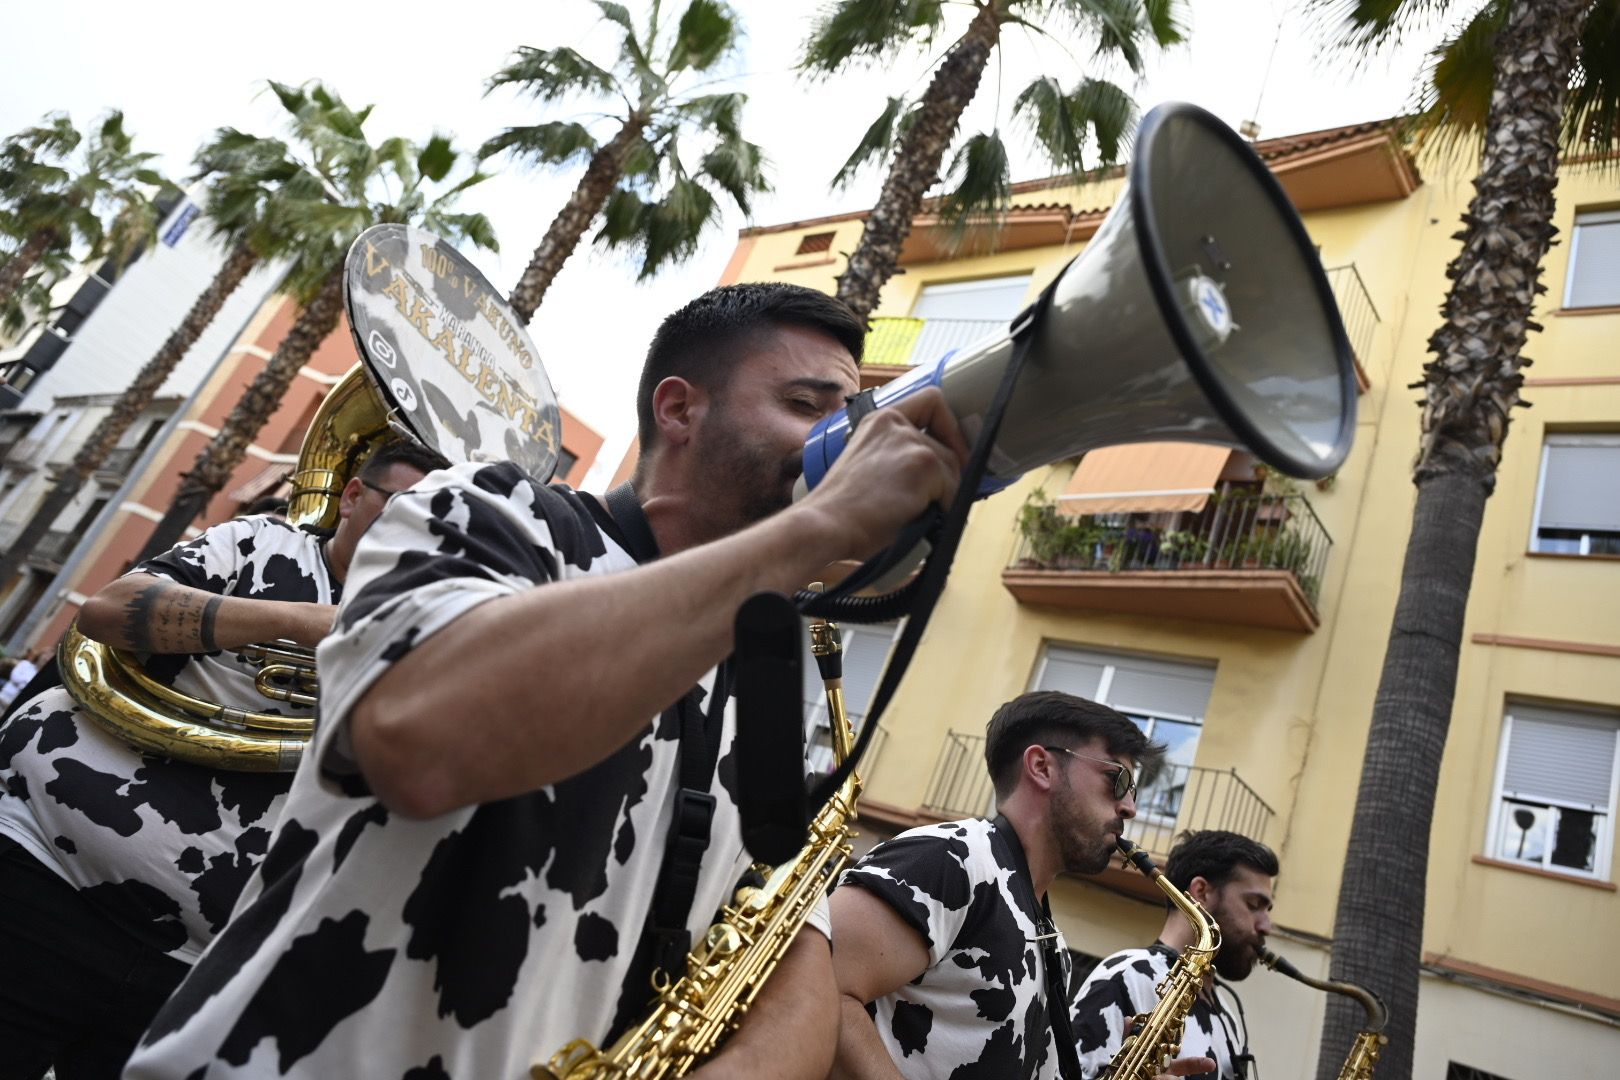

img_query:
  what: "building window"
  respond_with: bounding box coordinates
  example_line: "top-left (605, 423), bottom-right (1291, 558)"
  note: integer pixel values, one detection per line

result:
top-left (1564, 208), bottom-right (1620, 309)
top-left (905, 274), bottom-right (1033, 366)
top-left (794, 231), bottom-right (834, 256)
top-left (1446, 1065), bottom-right (1516, 1080)
top-left (1032, 645), bottom-right (1216, 821)
top-left (801, 621), bottom-right (897, 775)
top-left (1530, 434), bottom-right (1620, 556)
top-left (553, 447), bottom-right (579, 481)
top-left (1485, 701), bottom-right (1618, 880)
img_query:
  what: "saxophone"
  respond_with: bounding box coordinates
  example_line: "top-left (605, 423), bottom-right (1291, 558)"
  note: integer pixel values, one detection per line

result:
top-left (1257, 948), bottom-right (1388, 1080)
top-left (532, 610), bottom-right (862, 1080)
top-left (1104, 839), bottom-right (1223, 1079)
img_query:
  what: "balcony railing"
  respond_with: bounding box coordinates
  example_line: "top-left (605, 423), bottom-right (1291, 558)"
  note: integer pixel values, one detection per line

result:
top-left (33, 528), bottom-right (77, 565)
top-left (1325, 263), bottom-right (1379, 382)
top-left (94, 445), bottom-right (140, 477)
top-left (1009, 485), bottom-right (1332, 606)
top-left (921, 731), bottom-right (1275, 854)
top-left (864, 316), bottom-right (1006, 369)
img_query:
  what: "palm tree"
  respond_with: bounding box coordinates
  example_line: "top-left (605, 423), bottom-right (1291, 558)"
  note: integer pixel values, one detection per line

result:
top-left (483, 0), bottom-right (769, 323)
top-left (0, 110), bottom-right (166, 312)
top-left (1308, 4), bottom-right (1618, 1079)
top-left (133, 81), bottom-right (497, 560)
top-left (0, 129), bottom-right (303, 586)
top-left (801, 0), bottom-right (1184, 322)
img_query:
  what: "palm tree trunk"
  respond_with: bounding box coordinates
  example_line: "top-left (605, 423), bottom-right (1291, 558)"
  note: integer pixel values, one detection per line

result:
top-left (0, 226), bottom-right (58, 313)
top-left (835, 2), bottom-right (1002, 322)
top-left (0, 240), bottom-right (260, 585)
top-left (1316, 4), bottom-right (1585, 1079)
top-left (135, 266), bottom-right (345, 562)
top-left (506, 116), bottom-right (648, 324)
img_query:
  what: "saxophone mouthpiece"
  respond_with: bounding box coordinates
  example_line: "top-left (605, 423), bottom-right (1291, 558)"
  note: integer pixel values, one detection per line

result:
top-left (1115, 837), bottom-right (1159, 877)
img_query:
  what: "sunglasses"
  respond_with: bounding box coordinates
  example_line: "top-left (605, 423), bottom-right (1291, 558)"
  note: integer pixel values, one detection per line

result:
top-left (360, 478), bottom-right (401, 499)
top-left (1043, 746), bottom-right (1137, 801)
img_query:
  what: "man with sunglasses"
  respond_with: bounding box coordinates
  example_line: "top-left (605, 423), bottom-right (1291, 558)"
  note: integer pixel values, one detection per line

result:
top-left (0, 438), bottom-right (441, 1080)
top-left (825, 690), bottom-right (1163, 1080)
top-left (1072, 830), bottom-right (1279, 1080)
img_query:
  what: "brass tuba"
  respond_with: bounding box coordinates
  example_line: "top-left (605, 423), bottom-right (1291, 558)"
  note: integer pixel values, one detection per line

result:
top-left (1257, 948), bottom-right (1388, 1080)
top-left (1104, 839), bottom-right (1224, 1079)
top-left (59, 364), bottom-right (397, 772)
top-left (533, 608), bottom-right (863, 1080)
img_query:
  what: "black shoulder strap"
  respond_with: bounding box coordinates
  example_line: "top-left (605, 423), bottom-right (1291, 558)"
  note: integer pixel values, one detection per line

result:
top-left (991, 815), bottom-right (1085, 1080)
top-left (596, 481), bottom-right (730, 1042)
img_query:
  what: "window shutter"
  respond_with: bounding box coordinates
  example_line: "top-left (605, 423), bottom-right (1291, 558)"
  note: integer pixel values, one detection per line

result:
top-left (1538, 441), bottom-right (1620, 533)
top-left (1037, 649), bottom-right (1108, 700)
top-left (910, 274), bottom-right (1033, 321)
top-left (1105, 656), bottom-right (1216, 720)
top-left (1503, 704), bottom-right (1618, 809)
top-left (1567, 212), bottom-right (1620, 309)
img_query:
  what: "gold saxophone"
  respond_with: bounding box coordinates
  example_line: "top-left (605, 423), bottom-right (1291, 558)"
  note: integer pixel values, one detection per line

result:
top-left (1257, 948), bottom-right (1387, 1080)
top-left (1104, 839), bottom-right (1223, 1079)
top-left (533, 609), bottom-right (862, 1080)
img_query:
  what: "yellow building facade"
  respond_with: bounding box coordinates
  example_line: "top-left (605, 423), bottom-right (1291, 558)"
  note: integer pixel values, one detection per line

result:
top-left (728, 122), bottom-right (1620, 1078)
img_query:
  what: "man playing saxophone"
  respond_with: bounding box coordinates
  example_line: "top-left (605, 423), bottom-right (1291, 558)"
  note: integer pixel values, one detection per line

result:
top-left (825, 691), bottom-right (1166, 1080)
top-left (1073, 830), bottom-right (1279, 1080)
top-left (0, 439), bottom-right (437, 1080)
top-left (125, 283), bottom-right (971, 1080)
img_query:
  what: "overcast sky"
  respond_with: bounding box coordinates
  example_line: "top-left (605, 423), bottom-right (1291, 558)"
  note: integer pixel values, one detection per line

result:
top-left (2, 1), bottom-right (1457, 485)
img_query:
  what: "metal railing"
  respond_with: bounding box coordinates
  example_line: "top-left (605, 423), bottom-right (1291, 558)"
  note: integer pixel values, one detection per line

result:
top-left (921, 730), bottom-right (1275, 853)
top-left (1009, 485), bottom-right (1333, 605)
top-left (1325, 263), bottom-right (1379, 370)
top-left (33, 528), bottom-right (77, 565)
top-left (864, 316), bottom-right (1006, 368)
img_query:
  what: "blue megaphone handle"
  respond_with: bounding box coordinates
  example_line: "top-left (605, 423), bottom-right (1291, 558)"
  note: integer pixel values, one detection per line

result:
top-left (801, 350), bottom-right (1016, 498)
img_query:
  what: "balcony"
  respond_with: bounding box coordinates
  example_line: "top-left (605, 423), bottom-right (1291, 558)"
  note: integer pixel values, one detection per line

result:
top-left (1324, 263), bottom-right (1377, 391)
top-left (920, 730), bottom-right (1275, 899)
top-left (1002, 484), bottom-right (1332, 633)
top-left (861, 316), bottom-right (1005, 386)
top-left (922, 731), bottom-right (1273, 848)
top-left (31, 528), bottom-right (77, 567)
top-left (93, 444), bottom-right (140, 479)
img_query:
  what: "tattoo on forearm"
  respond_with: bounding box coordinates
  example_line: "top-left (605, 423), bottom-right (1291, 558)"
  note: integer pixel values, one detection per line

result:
top-left (120, 580), bottom-right (220, 654)
top-left (200, 596), bottom-right (222, 653)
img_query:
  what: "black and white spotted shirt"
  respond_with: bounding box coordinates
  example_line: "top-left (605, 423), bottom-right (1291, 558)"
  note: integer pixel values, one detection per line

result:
top-left (840, 817), bottom-right (1069, 1080)
top-left (1072, 945), bottom-right (1247, 1080)
top-left (127, 463), bottom-right (828, 1080)
top-left (0, 516), bottom-right (333, 961)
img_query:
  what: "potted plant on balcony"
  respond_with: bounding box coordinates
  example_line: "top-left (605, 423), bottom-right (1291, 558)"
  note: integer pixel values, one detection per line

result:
top-left (1159, 529), bottom-right (1208, 569)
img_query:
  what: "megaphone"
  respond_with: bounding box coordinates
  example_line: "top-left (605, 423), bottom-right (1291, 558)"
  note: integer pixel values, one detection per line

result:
top-left (801, 101), bottom-right (1357, 499)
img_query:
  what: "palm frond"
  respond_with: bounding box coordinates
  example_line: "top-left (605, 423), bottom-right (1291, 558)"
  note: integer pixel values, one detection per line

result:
top-left (698, 135), bottom-right (770, 214)
top-left (936, 130), bottom-right (1011, 228)
top-left (416, 134), bottom-right (457, 183)
top-left (832, 95), bottom-right (908, 191)
top-left (487, 46), bottom-right (619, 100)
top-left (1566, 0), bottom-right (1620, 157)
top-left (1306, 0), bottom-right (1459, 51)
top-left (672, 92), bottom-right (746, 140)
top-left (1407, 0), bottom-right (1500, 160)
top-left (479, 122), bottom-right (601, 167)
top-left (669, 0), bottom-right (741, 73)
top-left (801, 0), bottom-right (947, 76)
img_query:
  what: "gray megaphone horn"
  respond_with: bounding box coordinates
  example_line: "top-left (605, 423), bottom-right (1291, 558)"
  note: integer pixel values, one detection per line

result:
top-left (799, 101), bottom-right (1357, 516)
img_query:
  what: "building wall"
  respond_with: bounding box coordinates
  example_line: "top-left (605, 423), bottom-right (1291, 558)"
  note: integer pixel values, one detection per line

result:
top-left (728, 134), bottom-right (1620, 1073)
top-left (21, 290), bottom-right (607, 648)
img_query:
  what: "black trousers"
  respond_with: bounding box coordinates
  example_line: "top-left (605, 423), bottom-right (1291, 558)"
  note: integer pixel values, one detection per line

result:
top-left (0, 834), bottom-right (190, 1080)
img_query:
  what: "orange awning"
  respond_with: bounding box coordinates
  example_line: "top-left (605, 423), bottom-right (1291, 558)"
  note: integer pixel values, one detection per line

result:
top-left (1058, 443), bottom-right (1233, 515)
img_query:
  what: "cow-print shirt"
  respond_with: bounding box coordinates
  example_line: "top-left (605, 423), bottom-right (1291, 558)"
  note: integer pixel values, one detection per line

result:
top-left (127, 463), bottom-right (828, 1080)
top-left (0, 516), bottom-right (333, 961)
top-left (1072, 945), bottom-right (1247, 1079)
top-left (840, 817), bottom-right (1070, 1080)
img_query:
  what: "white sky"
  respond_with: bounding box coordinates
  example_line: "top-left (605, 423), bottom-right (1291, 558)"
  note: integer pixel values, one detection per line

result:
top-left (1, 1), bottom-right (1456, 486)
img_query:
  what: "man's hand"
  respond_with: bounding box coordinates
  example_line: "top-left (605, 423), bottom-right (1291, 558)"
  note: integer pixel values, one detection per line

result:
top-left (81, 575), bottom-right (337, 654)
top-left (796, 386), bottom-right (971, 562)
top-left (1155, 1056), bottom-right (1219, 1078)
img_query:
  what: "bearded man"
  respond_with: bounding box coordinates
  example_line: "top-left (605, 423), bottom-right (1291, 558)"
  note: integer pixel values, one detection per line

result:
top-left (1073, 829), bottom-right (1278, 1080)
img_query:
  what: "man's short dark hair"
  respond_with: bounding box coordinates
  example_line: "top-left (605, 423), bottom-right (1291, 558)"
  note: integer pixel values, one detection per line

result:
top-left (984, 690), bottom-right (1164, 799)
top-left (357, 439), bottom-right (449, 483)
top-left (1164, 830), bottom-right (1279, 903)
top-left (635, 282), bottom-right (865, 449)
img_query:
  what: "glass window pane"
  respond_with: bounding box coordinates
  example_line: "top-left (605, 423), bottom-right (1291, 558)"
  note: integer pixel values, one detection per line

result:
top-left (1494, 800), bottom-right (1550, 864)
top-left (1550, 808), bottom-right (1599, 872)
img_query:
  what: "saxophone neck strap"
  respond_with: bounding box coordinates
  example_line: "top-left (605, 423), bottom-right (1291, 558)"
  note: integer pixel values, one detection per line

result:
top-left (594, 481), bottom-right (730, 1041)
top-left (991, 815), bottom-right (1084, 1080)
